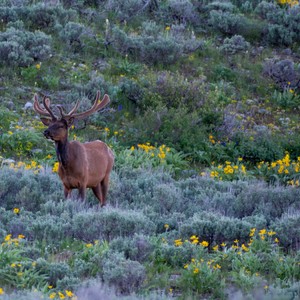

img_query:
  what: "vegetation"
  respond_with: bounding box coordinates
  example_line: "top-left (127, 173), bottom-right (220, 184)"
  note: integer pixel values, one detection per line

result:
top-left (0, 0), bottom-right (300, 299)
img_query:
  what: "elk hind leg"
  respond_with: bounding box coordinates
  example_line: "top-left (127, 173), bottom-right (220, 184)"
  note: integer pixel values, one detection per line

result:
top-left (92, 183), bottom-right (104, 207)
top-left (100, 175), bottom-right (110, 207)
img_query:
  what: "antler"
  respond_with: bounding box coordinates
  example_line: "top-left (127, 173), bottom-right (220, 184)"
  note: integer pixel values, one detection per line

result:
top-left (34, 91), bottom-right (110, 121)
top-left (33, 94), bottom-right (57, 120)
top-left (58, 91), bottom-right (110, 121)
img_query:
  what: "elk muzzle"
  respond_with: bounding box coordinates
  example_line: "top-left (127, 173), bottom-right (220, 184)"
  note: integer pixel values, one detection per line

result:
top-left (43, 129), bottom-right (52, 139)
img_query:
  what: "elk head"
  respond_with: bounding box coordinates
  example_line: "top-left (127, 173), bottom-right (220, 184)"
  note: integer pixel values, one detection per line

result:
top-left (33, 91), bottom-right (110, 141)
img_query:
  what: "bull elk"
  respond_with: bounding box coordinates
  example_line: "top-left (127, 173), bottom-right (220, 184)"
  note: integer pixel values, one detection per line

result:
top-left (33, 91), bottom-right (114, 206)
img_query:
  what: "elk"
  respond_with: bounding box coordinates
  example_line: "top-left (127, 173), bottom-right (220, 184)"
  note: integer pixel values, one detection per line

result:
top-left (33, 91), bottom-right (114, 206)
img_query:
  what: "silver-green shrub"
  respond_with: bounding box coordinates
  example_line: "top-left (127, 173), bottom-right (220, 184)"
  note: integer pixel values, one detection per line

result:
top-left (179, 211), bottom-right (252, 245)
top-left (254, 1), bottom-right (279, 19)
top-left (208, 10), bottom-right (243, 35)
top-left (263, 59), bottom-right (300, 91)
top-left (102, 251), bottom-right (146, 294)
top-left (0, 168), bottom-right (62, 211)
top-left (220, 35), bottom-right (250, 54)
top-left (72, 207), bottom-right (155, 241)
top-left (161, 0), bottom-right (200, 25)
top-left (105, 0), bottom-right (146, 21)
top-left (109, 234), bottom-right (154, 263)
top-left (59, 21), bottom-right (88, 51)
top-left (206, 1), bottom-right (238, 13)
top-left (112, 21), bottom-right (201, 65)
top-left (0, 27), bottom-right (52, 67)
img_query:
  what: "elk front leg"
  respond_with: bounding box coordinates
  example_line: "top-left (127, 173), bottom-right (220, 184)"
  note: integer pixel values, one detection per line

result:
top-left (64, 186), bottom-right (72, 199)
top-left (78, 187), bottom-right (86, 201)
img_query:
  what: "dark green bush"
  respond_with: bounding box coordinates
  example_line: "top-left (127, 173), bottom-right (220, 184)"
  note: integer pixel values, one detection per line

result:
top-left (232, 132), bottom-right (284, 163)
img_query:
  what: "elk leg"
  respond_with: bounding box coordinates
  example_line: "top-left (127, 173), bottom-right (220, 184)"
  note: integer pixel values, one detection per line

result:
top-left (101, 175), bottom-right (110, 207)
top-left (78, 187), bottom-right (86, 201)
top-left (64, 186), bottom-right (72, 199)
top-left (92, 183), bottom-right (104, 207)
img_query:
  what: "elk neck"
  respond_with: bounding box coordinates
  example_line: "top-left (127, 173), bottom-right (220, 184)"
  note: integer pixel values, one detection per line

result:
top-left (55, 137), bottom-right (69, 167)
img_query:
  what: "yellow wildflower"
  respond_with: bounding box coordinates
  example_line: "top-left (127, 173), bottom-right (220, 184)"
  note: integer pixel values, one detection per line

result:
top-left (259, 229), bottom-right (266, 235)
top-left (59, 292), bottom-right (65, 299)
top-left (5, 234), bottom-right (12, 241)
top-left (200, 240), bottom-right (209, 247)
top-left (13, 207), bottom-right (20, 214)
top-left (242, 244), bottom-right (249, 252)
top-left (0, 288), bottom-right (4, 295)
top-left (49, 292), bottom-right (56, 299)
top-left (85, 243), bottom-right (93, 248)
top-left (174, 239), bottom-right (183, 247)
top-left (65, 290), bottom-right (74, 297)
top-left (212, 245), bottom-right (219, 251)
top-left (193, 268), bottom-right (199, 274)
top-left (52, 162), bottom-right (59, 173)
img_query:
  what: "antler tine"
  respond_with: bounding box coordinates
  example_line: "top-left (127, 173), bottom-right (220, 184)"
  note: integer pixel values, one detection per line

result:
top-left (67, 101), bottom-right (80, 117)
top-left (57, 100), bottom-right (80, 119)
top-left (42, 96), bottom-right (57, 120)
top-left (33, 94), bottom-right (53, 117)
top-left (57, 105), bottom-right (67, 118)
top-left (70, 91), bottom-right (110, 121)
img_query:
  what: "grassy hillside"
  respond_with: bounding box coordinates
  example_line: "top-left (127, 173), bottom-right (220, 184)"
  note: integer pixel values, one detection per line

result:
top-left (0, 0), bottom-right (300, 299)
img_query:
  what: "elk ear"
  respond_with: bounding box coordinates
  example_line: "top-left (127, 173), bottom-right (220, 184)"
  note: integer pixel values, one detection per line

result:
top-left (40, 118), bottom-right (52, 126)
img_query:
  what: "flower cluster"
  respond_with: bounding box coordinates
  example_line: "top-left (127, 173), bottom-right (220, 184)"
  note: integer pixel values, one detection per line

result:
top-left (207, 158), bottom-right (248, 181)
top-left (256, 153), bottom-right (300, 185)
top-left (174, 236), bottom-right (209, 248)
top-left (183, 257), bottom-right (222, 274)
top-left (48, 289), bottom-right (76, 299)
top-left (1, 233), bottom-right (25, 247)
top-left (8, 160), bottom-right (44, 174)
top-left (135, 143), bottom-right (171, 161)
top-left (278, 0), bottom-right (299, 7)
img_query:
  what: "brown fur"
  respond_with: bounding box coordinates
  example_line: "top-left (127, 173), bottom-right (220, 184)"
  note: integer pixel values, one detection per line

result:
top-left (34, 92), bottom-right (114, 206)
